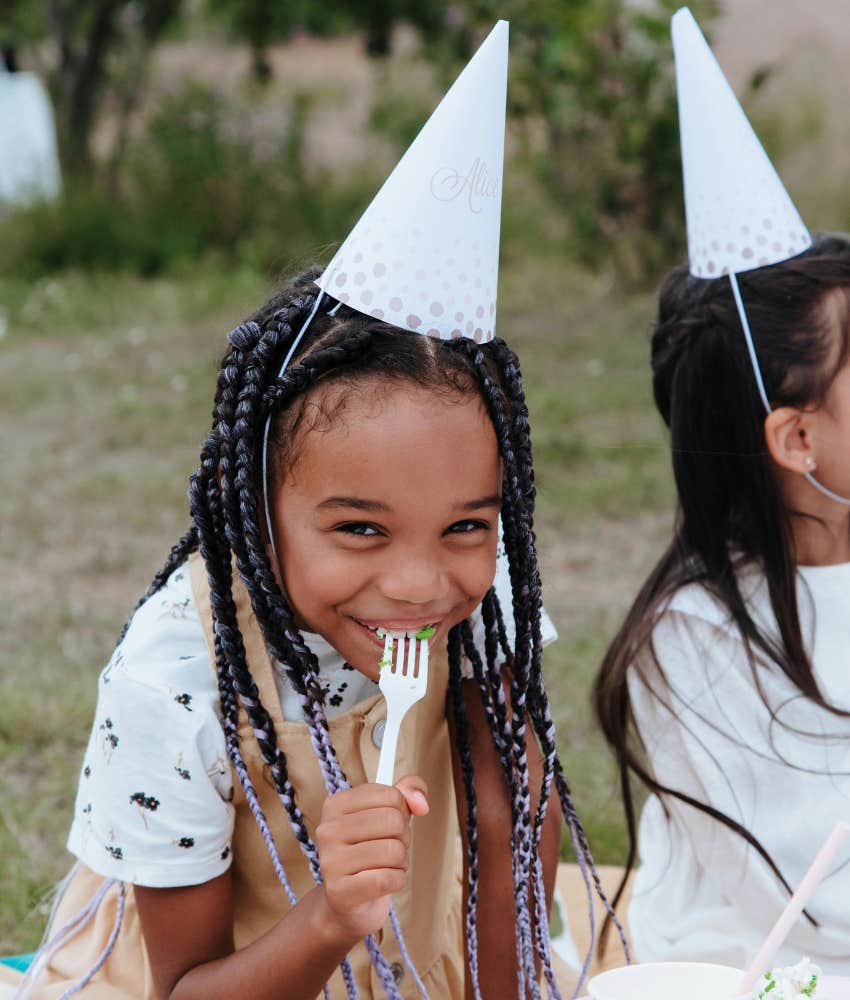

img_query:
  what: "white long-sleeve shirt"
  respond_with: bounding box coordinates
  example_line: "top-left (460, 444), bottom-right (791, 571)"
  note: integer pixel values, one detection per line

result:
top-left (630, 560), bottom-right (850, 972)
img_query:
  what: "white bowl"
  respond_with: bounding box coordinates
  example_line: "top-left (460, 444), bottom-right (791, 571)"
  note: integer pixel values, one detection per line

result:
top-left (588, 962), bottom-right (747, 1000)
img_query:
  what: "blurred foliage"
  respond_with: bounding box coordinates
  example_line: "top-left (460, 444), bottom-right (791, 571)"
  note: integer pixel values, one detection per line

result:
top-left (0, 0), bottom-right (46, 46)
top-left (206, 0), bottom-right (446, 77)
top-left (397, 0), bottom-right (720, 285)
top-left (368, 0), bottom-right (723, 284)
top-left (0, 1), bottom-right (183, 172)
top-left (0, 0), bottom-right (732, 285)
top-left (0, 83), bottom-right (374, 277)
top-left (0, 1), bottom-right (449, 169)
top-left (506, 0), bottom-right (717, 283)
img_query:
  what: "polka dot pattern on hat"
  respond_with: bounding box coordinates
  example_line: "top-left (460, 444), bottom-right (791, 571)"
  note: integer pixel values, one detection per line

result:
top-left (327, 212), bottom-right (497, 343)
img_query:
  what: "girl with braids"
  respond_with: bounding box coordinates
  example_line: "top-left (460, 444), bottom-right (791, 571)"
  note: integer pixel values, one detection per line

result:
top-left (594, 233), bottom-right (850, 971)
top-left (17, 267), bottom-right (621, 1000)
top-left (14, 25), bottom-right (626, 997)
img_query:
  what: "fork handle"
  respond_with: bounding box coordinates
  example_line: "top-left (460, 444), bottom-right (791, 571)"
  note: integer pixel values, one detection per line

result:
top-left (375, 708), bottom-right (405, 785)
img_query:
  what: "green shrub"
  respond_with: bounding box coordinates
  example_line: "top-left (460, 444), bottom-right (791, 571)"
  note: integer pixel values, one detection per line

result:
top-left (0, 82), bottom-right (378, 280)
top-left (377, 0), bottom-right (721, 286)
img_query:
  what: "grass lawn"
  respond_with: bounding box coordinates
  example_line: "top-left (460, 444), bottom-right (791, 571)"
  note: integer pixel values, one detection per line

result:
top-left (0, 255), bottom-right (673, 952)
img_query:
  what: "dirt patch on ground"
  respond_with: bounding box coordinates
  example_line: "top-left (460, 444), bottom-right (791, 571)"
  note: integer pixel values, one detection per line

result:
top-left (539, 512), bottom-right (672, 637)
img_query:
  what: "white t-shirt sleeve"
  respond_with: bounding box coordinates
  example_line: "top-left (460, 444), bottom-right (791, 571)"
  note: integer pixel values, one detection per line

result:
top-left (67, 568), bottom-right (235, 888)
top-left (463, 540), bottom-right (558, 679)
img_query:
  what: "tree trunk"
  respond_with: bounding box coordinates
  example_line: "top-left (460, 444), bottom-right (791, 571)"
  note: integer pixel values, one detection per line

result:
top-left (47, 0), bottom-right (123, 175)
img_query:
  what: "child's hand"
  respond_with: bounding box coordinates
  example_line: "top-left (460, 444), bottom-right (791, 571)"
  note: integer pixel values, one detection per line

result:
top-left (316, 775), bottom-right (429, 941)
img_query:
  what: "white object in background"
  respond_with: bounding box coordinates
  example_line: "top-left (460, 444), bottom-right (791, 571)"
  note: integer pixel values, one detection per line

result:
top-left (549, 886), bottom-right (583, 971)
top-left (0, 70), bottom-right (61, 204)
top-left (588, 961), bottom-right (745, 1000)
top-left (374, 632), bottom-right (429, 786)
top-left (671, 7), bottom-right (810, 279)
top-left (317, 21), bottom-right (508, 343)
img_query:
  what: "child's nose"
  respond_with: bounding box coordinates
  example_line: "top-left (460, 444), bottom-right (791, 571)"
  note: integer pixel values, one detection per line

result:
top-left (377, 555), bottom-right (449, 605)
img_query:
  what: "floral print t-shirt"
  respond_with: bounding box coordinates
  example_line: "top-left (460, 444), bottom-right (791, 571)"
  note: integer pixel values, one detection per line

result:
top-left (66, 550), bottom-right (557, 888)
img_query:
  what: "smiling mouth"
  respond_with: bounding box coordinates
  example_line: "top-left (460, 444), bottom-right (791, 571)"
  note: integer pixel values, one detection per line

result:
top-left (353, 618), bottom-right (439, 643)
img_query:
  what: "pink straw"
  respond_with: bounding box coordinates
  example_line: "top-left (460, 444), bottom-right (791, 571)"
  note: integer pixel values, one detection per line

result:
top-left (737, 821), bottom-right (850, 995)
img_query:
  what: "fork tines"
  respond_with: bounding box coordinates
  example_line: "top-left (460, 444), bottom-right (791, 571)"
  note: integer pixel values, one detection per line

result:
top-left (380, 631), bottom-right (428, 679)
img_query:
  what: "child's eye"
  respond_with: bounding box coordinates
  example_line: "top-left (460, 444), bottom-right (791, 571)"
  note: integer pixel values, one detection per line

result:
top-left (334, 522), bottom-right (382, 537)
top-left (446, 519), bottom-right (489, 535)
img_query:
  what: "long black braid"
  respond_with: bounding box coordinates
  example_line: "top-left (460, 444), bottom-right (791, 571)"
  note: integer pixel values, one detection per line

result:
top-left (123, 271), bottom-right (623, 998)
top-left (458, 339), bottom-right (550, 995)
top-left (462, 341), bottom-right (630, 978)
top-left (201, 312), bottom-right (391, 995)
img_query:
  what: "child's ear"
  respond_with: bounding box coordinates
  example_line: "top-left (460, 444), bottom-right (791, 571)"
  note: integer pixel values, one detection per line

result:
top-left (763, 407), bottom-right (817, 475)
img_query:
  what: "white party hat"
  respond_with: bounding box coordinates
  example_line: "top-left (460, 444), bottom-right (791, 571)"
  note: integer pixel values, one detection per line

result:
top-left (316, 20), bottom-right (509, 343)
top-left (671, 9), bottom-right (849, 505)
top-left (262, 22), bottom-right (509, 559)
top-left (672, 7), bottom-right (811, 279)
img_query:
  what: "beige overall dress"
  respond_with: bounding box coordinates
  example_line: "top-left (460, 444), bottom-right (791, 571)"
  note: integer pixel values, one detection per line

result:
top-left (26, 553), bottom-right (466, 998)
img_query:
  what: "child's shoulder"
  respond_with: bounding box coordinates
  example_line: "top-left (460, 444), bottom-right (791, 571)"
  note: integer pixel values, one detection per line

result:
top-left (101, 564), bottom-right (217, 717)
top-left (662, 581), bottom-right (731, 630)
top-left (661, 557), bottom-right (766, 634)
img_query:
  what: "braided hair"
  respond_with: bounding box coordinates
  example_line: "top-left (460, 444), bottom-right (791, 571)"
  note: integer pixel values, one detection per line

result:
top-left (131, 268), bottom-right (625, 998)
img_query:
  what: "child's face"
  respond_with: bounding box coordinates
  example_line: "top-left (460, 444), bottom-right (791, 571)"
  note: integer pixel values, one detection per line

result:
top-left (811, 348), bottom-right (850, 500)
top-left (794, 296), bottom-right (850, 502)
top-left (271, 382), bottom-right (502, 678)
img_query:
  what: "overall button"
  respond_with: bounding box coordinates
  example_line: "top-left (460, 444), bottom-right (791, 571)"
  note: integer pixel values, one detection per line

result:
top-left (371, 718), bottom-right (386, 749)
top-left (390, 961), bottom-right (404, 985)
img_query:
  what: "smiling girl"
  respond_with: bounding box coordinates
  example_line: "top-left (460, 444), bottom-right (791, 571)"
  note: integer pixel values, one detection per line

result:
top-left (16, 268), bottom-right (614, 1000)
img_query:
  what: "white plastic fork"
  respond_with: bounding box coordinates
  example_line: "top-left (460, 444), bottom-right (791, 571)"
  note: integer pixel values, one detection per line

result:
top-left (374, 632), bottom-right (430, 786)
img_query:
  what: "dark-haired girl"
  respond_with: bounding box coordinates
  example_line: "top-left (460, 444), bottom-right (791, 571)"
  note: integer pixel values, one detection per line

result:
top-left (595, 233), bottom-right (850, 972)
top-left (20, 270), bottom-right (612, 999)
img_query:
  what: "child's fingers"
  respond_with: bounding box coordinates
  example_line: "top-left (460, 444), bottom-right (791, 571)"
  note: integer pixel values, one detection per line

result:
top-left (334, 867), bottom-right (408, 904)
top-left (318, 806), bottom-right (411, 849)
top-left (323, 782), bottom-right (409, 820)
top-left (395, 774), bottom-right (429, 816)
top-left (322, 838), bottom-right (409, 880)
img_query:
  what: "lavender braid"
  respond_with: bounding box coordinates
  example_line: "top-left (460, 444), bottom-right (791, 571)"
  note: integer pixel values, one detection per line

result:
top-left (475, 340), bottom-right (629, 987)
top-left (192, 325), bottom-right (361, 995)
top-left (489, 342), bottom-right (630, 972)
top-left (56, 882), bottom-right (126, 1000)
top-left (461, 343), bottom-right (544, 996)
top-left (447, 626), bottom-right (483, 1000)
top-left (190, 442), bottom-right (299, 906)
top-left (460, 336), bottom-right (628, 995)
top-left (455, 607), bottom-right (552, 998)
top-left (201, 314), bottom-right (441, 997)
top-left (481, 343), bottom-right (561, 995)
top-left (215, 320), bottom-right (410, 994)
